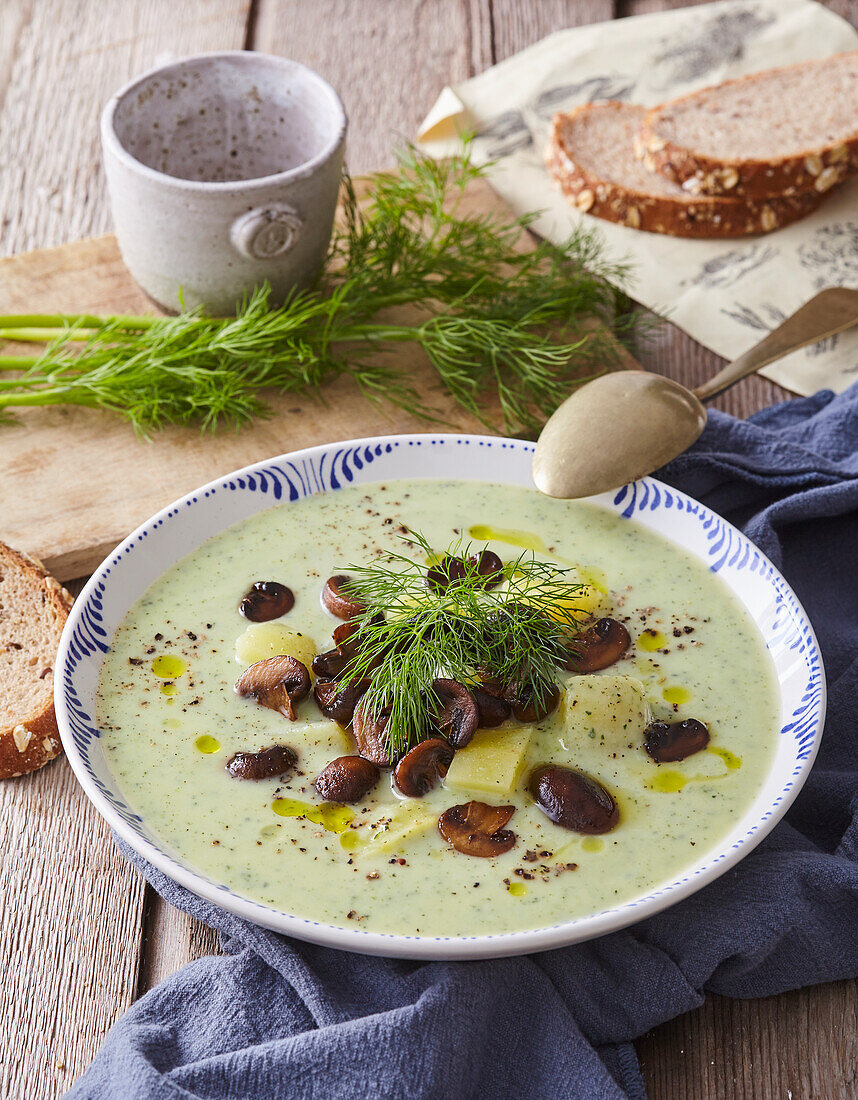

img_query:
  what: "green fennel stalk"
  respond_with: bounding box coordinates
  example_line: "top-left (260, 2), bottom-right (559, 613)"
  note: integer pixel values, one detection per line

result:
top-left (0, 144), bottom-right (633, 435)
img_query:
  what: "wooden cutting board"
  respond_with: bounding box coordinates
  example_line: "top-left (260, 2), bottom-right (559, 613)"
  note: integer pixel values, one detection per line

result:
top-left (0, 180), bottom-right (637, 581)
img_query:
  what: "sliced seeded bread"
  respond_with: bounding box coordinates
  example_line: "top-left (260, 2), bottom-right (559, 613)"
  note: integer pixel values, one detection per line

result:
top-left (638, 51), bottom-right (858, 198)
top-left (0, 542), bottom-right (72, 779)
top-left (546, 103), bottom-right (823, 238)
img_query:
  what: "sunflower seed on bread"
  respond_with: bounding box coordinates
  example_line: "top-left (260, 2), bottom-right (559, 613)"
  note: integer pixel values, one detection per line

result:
top-left (637, 51), bottom-right (858, 199)
top-left (0, 541), bottom-right (72, 779)
top-left (546, 103), bottom-right (823, 238)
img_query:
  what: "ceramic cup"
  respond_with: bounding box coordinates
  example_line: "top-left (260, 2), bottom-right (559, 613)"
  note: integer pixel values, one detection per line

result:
top-left (101, 51), bottom-right (347, 314)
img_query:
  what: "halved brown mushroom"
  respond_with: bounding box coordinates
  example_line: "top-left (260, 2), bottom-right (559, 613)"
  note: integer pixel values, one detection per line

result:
top-left (234, 655), bottom-right (311, 720)
top-left (470, 549), bottom-right (503, 589)
top-left (559, 618), bottom-right (631, 673)
top-left (332, 619), bottom-right (360, 652)
top-left (352, 696), bottom-right (395, 767)
top-left (313, 678), bottom-right (370, 725)
top-left (311, 649), bottom-right (353, 681)
top-left (476, 669), bottom-right (510, 696)
top-left (438, 801), bottom-right (516, 857)
top-left (472, 686), bottom-right (511, 728)
top-left (425, 554), bottom-right (466, 593)
top-left (226, 744), bottom-right (297, 781)
top-left (322, 575), bottom-right (366, 620)
top-left (239, 581), bottom-right (295, 622)
top-left (329, 615), bottom-right (386, 671)
top-left (529, 764), bottom-right (619, 834)
top-left (431, 679), bottom-right (479, 748)
top-left (314, 756), bottom-right (379, 803)
top-left (644, 718), bottom-right (709, 763)
top-left (393, 737), bottom-right (455, 797)
top-left (426, 551), bottom-right (504, 593)
top-left (507, 678), bottom-right (561, 723)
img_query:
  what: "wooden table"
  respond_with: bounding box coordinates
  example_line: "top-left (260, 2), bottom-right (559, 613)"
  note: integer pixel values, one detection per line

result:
top-left (1, 2), bottom-right (855, 1096)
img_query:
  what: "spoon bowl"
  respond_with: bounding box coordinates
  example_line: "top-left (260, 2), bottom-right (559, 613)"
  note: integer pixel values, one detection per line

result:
top-left (534, 287), bottom-right (858, 500)
top-left (532, 371), bottom-right (706, 499)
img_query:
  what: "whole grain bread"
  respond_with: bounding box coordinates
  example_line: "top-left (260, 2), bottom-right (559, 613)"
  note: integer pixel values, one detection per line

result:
top-left (0, 542), bottom-right (72, 779)
top-left (546, 103), bottom-right (823, 238)
top-left (637, 51), bottom-right (858, 198)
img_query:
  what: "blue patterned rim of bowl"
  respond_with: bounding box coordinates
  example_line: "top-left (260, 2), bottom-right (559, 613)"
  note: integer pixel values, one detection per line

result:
top-left (55, 433), bottom-right (825, 960)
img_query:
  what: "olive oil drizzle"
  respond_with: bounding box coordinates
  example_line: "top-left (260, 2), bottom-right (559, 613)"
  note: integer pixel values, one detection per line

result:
top-left (468, 525), bottom-right (549, 553)
top-left (152, 654), bottom-right (186, 679)
top-left (646, 747), bottom-right (743, 793)
top-left (272, 798), bottom-right (354, 834)
top-left (709, 746), bottom-right (743, 770)
top-left (662, 685), bottom-right (692, 705)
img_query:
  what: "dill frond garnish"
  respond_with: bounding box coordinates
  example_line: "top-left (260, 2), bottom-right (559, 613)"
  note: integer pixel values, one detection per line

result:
top-left (0, 143), bottom-right (633, 435)
top-left (339, 532), bottom-right (587, 759)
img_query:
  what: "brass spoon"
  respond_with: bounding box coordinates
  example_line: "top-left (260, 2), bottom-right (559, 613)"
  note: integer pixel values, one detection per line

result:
top-left (533, 287), bottom-right (858, 499)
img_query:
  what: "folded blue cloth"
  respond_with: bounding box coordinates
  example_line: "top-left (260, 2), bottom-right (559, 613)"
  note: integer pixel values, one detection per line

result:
top-left (68, 386), bottom-right (858, 1100)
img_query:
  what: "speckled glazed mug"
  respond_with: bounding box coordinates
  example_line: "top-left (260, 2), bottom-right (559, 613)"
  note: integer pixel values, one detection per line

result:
top-left (101, 52), bottom-right (347, 314)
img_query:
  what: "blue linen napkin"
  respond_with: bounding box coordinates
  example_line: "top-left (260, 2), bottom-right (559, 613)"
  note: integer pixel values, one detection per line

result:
top-left (67, 386), bottom-right (858, 1100)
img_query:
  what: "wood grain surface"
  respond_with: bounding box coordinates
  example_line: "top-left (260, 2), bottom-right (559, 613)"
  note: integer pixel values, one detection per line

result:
top-left (0, 3), bottom-right (855, 1098)
top-left (0, 5), bottom-right (249, 1096)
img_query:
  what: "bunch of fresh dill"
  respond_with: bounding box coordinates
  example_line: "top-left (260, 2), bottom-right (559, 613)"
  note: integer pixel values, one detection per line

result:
top-left (0, 144), bottom-right (632, 436)
top-left (340, 533), bottom-right (586, 759)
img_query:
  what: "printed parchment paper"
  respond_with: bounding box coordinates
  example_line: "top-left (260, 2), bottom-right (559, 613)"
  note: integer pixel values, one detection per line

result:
top-left (417, 0), bottom-right (858, 395)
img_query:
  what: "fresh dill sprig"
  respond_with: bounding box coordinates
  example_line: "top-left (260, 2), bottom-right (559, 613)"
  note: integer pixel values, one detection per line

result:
top-left (0, 143), bottom-right (634, 436)
top-left (340, 532), bottom-right (588, 759)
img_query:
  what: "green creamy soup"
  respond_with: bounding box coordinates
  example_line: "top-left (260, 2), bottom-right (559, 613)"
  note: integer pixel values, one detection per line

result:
top-left (97, 480), bottom-right (779, 937)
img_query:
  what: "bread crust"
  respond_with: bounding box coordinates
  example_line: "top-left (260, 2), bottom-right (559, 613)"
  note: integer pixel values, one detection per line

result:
top-left (0, 542), bottom-right (72, 779)
top-left (637, 53), bottom-right (858, 199)
top-left (547, 106), bottom-right (823, 239)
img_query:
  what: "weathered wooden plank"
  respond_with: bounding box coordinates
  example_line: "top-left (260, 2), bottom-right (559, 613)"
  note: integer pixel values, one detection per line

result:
top-left (0, 0), bottom-right (251, 255)
top-left (638, 982), bottom-right (858, 1100)
top-left (0, 757), bottom-right (146, 1097)
top-left (251, 0), bottom-right (489, 173)
top-left (825, 0), bottom-right (858, 24)
top-left (491, 0), bottom-right (616, 59)
top-left (619, 0), bottom-right (717, 14)
top-left (137, 892), bottom-right (221, 994)
top-left (0, 5), bottom-right (249, 1098)
top-left (0, 573), bottom-right (147, 1097)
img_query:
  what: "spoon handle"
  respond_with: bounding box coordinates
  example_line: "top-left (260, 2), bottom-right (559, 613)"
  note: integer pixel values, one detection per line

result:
top-left (693, 286), bottom-right (858, 402)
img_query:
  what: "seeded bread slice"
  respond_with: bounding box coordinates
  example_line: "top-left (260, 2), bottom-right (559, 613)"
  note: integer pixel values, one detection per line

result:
top-left (638, 51), bottom-right (858, 198)
top-left (0, 542), bottom-right (72, 779)
top-left (546, 103), bottom-right (823, 238)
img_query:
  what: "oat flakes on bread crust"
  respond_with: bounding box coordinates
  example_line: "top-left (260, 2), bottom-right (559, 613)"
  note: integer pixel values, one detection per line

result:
top-left (0, 541), bottom-right (72, 779)
top-left (637, 51), bottom-right (858, 199)
top-left (546, 103), bottom-right (823, 238)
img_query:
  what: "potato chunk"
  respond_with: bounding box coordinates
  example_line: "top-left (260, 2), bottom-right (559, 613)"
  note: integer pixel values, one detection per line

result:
top-left (289, 720), bottom-right (351, 756)
top-left (563, 675), bottom-right (651, 757)
top-left (360, 801), bottom-right (437, 854)
top-left (544, 582), bottom-right (605, 623)
top-left (443, 725), bottom-right (534, 796)
top-left (235, 622), bottom-right (317, 669)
